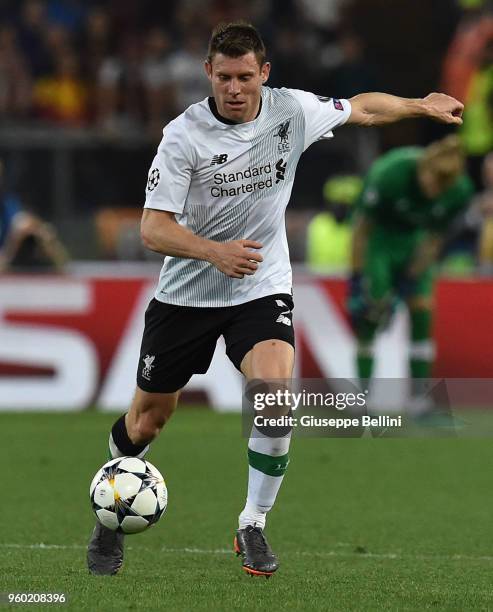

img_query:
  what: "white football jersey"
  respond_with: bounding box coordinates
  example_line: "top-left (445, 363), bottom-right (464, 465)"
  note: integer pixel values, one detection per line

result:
top-left (144, 86), bottom-right (351, 307)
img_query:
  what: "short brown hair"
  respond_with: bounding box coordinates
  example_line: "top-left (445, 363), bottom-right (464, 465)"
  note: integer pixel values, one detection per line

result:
top-left (207, 21), bottom-right (266, 67)
top-left (419, 135), bottom-right (465, 184)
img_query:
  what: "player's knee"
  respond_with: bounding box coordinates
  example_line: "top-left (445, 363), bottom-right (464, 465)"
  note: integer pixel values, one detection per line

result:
top-left (241, 340), bottom-right (294, 379)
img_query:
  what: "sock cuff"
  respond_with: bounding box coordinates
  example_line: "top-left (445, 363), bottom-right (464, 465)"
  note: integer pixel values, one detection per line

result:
top-left (110, 414), bottom-right (148, 458)
top-left (249, 428), bottom-right (291, 456)
top-left (357, 342), bottom-right (373, 357)
top-left (409, 340), bottom-right (435, 360)
top-left (410, 309), bottom-right (432, 342)
top-left (248, 448), bottom-right (290, 477)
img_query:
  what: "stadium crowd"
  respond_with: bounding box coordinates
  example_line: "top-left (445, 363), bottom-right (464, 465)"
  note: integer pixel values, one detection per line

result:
top-left (0, 0), bottom-right (474, 135)
top-left (0, 0), bottom-right (492, 268)
top-left (0, 0), bottom-right (383, 137)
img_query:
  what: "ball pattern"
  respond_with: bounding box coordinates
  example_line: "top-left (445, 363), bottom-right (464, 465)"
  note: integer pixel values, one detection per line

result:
top-left (90, 457), bottom-right (167, 534)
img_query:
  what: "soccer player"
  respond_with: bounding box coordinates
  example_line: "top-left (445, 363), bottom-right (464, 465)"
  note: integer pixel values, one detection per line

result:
top-left (87, 22), bottom-right (464, 577)
top-left (348, 136), bottom-right (474, 397)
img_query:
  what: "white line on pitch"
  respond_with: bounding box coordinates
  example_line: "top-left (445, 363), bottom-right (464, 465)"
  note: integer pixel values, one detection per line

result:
top-left (1, 543), bottom-right (493, 563)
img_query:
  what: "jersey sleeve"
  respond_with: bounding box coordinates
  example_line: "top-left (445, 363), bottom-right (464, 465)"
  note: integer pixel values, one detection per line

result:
top-left (144, 120), bottom-right (194, 215)
top-left (287, 89), bottom-right (351, 151)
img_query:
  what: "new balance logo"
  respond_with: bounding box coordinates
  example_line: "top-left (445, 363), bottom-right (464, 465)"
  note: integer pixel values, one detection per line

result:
top-left (142, 354), bottom-right (155, 381)
top-left (210, 154), bottom-right (228, 166)
top-left (276, 311), bottom-right (292, 326)
top-left (275, 158), bottom-right (287, 183)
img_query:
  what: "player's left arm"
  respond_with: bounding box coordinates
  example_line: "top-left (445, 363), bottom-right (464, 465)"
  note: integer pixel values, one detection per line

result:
top-left (346, 92), bottom-right (464, 127)
top-left (406, 234), bottom-right (444, 279)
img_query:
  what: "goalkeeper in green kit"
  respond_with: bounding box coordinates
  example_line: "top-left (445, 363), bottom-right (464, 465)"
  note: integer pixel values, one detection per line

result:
top-left (349, 135), bottom-right (474, 400)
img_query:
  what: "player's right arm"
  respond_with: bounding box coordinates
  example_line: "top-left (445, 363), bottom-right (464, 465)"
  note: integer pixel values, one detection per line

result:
top-left (141, 210), bottom-right (262, 279)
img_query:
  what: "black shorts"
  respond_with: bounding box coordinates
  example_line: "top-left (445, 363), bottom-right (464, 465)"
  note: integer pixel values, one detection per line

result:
top-left (137, 293), bottom-right (295, 393)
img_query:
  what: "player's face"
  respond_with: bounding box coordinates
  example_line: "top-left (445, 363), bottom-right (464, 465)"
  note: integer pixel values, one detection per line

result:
top-left (205, 52), bottom-right (270, 123)
top-left (418, 167), bottom-right (452, 199)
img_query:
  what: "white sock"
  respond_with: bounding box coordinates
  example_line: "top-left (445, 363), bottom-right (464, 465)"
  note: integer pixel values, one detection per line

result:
top-left (238, 426), bottom-right (291, 530)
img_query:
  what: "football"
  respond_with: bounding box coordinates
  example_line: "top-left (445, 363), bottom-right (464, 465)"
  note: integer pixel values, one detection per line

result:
top-left (89, 457), bottom-right (167, 534)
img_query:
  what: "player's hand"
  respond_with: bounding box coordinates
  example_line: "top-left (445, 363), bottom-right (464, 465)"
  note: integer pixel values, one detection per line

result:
top-left (209, 239), bottom-right (263, 279)
top-left (422, 93), bottom-right (464, 125)
top-left (347, 273), bottom-right (396, 330)
top-left (396, 273), bottom-right (418, 300)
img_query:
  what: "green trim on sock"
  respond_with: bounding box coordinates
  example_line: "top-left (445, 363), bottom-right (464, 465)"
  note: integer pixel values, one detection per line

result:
top-left (410, 309), bottom-right (433, 378)
top-left (355, 319), bottom-right (377, 379)
top-left (410, 308), bottom-right (431, 342)
top-left (410, 358), bottom-right (431, 378)
top-left (248, 448), bottom-right (290, 477)
top-left (357, 353), bottom-right (374, 379)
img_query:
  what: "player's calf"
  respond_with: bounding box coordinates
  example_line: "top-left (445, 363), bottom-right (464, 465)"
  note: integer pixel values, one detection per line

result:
top-left (125, 388), bottom-right (179, 447)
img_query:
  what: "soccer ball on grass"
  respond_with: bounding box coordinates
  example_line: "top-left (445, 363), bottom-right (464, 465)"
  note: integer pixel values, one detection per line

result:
top-left (90, 457), bottom-right (167, 534)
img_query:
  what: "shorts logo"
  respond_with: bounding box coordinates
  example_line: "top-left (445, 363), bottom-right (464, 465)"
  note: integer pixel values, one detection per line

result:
top-left (142, 354), bottom-right (155, 381)
top-left (276, 311), bottom-right (292, 326)
top-left (147, 168), bottom-right (160, 192)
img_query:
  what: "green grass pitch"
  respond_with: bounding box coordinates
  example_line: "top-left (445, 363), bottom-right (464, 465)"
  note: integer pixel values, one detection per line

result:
top-left (0, 409), bottom-right (492, 611)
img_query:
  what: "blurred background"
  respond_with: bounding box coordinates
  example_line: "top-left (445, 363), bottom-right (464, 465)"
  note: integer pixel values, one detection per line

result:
top-left (2, 0), bottom-right (493, 411)
top-left (2, 5), bottom-right (493, 602)
top-left (0, 0), bottom-right (492, 266)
